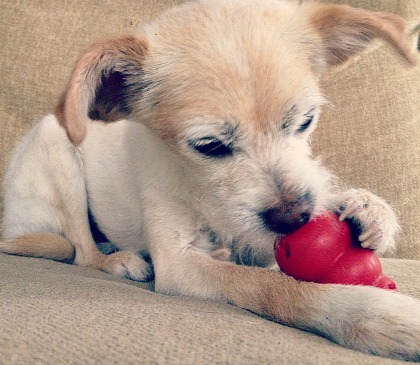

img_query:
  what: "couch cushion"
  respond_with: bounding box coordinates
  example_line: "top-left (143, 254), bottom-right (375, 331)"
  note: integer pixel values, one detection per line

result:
top-left (0, 253), bottom-right (419, 365)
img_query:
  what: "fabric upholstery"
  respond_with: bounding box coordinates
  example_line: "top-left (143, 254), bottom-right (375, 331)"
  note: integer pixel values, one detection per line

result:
top-left (1, 253), bottom-right (419, 365)
top-left (0, 0), bottom-right (419, 364)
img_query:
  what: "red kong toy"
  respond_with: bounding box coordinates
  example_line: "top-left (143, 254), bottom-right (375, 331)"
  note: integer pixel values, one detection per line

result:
top-left (274, 211), bottom-right (397, 290)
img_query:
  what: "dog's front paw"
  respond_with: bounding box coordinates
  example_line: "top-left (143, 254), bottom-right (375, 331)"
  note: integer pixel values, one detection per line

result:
top-left (102, 251), bottom-right (154, 281)
top-left (337, 189), bottom-right (400, 254)
top-left (319, 286), bottom-right (420, 361)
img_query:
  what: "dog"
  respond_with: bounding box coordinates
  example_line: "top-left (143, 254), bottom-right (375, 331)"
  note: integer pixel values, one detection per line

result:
top-left (1, 0), bottom-right (419, 360)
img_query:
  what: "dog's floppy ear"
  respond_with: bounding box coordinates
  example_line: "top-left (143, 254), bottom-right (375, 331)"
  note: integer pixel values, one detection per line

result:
top-left (304, 3), bottom-right (416, 70)
top-left (55, 35), bottom-right (148, 145)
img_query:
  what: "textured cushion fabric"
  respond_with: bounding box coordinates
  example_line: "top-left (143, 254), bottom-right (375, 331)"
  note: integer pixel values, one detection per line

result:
top-left (1, 253), bottom-right (419, 365)
top-left (1, 0), bottom-right (420, 364)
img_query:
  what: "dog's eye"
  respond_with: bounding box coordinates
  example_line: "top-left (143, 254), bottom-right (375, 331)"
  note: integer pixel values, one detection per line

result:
top-left (189, 138), bottom-right (233, 158)
top-left (297, 115), bottom-right (314, 133)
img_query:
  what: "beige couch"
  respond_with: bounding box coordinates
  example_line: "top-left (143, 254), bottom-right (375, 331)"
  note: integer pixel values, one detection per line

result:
top-left (1, 1), bottom-right (419, 364)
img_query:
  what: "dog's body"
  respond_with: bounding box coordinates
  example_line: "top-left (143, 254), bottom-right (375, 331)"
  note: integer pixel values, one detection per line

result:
top-left (1, 0), bottom-right (420, 360)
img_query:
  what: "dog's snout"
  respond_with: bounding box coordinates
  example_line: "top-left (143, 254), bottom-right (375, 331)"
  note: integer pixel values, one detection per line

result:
top-left (260, 193), bottom-right (314, 235)
top-left (261, 208), bottom-right (311, 234)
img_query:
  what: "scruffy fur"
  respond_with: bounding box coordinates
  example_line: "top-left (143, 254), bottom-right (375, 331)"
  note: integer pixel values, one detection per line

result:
top-left (1, 0), bottom-right (419, 360)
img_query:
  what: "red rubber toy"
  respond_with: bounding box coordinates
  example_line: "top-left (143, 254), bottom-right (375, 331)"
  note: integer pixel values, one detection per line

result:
top-left (274, 211), bottom-right (397, 290)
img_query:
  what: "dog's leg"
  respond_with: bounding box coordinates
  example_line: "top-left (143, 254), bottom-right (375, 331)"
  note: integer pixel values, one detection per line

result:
top-left (61, 206), bottom-right (152, 281)
top-left (154, 247), bottom-right (420, 360)
top-left (332, 189), bottom-right (400, 254)
top-left (42, 159), bottom-right (147, 279)
top-left (145, 207), bottom-right (420, 361)
top-left (1, 183), bottom-right (152, 281)
top-left (1, 187), bottom-right (152, 281)
top-left (1, 116), bottom-right (152, 281)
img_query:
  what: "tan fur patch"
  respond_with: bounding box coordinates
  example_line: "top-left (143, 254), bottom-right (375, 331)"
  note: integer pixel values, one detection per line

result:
top-left (305, 2), bottom-right (416, 67)
top-left (0, 233), bottom-right (74, 261)
top-left (218, 263), bottom-right (326, 324)
top-left (55, 35), bottom-right (149, 145)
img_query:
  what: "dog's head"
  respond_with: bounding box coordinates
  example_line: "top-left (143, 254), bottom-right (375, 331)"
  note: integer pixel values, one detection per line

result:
top-left (56, 0), bottom-right (415, 265)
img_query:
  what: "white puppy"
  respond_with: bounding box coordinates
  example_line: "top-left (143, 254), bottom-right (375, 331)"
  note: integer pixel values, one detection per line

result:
top-left (1, 0), bottom-right (419, 360)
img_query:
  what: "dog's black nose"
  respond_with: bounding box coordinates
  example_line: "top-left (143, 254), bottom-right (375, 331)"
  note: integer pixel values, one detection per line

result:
top-left (260, 208), bottom-right (311, 234)
top-left (259, 193), bottom-right (314, 235)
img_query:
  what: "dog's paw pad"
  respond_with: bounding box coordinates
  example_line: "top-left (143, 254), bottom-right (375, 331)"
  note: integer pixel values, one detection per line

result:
top-left (103, 251), bottom-right (153, 281)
